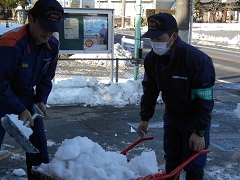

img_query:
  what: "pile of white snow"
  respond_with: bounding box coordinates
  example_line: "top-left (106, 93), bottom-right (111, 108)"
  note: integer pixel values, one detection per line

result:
top-left (36, 136), bottom-right (159, 180)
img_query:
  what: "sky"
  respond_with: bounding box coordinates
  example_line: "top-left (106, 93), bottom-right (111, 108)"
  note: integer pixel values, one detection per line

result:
top-left (0, 22), bottom-right (240, 179)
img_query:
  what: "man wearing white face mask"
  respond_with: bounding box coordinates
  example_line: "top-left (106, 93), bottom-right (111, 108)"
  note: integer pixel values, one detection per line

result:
top-left (137, 13), bottom-right (215, 180)
top-left (150, 33), bottom-right (174, 56)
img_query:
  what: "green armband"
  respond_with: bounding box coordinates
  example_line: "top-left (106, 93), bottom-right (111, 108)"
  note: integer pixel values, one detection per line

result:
top-left (191, 87), bottom-right (213, 100)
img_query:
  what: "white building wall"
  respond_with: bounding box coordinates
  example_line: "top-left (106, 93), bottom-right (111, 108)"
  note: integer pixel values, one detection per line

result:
top-left (156, 0), bottom-right (175, 9)
top-left (57, 0), bottom-right (175, 26)
top-left (57, 0), bottom-right (174, 17)
top-left (82, 0), bottom-right (95, 7)
top-left (58, 0), bottom-right (95, 8)
top-left (112, 2), bottom-right (121, 17)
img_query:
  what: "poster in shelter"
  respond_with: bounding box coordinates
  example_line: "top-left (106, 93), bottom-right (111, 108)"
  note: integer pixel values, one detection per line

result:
top-left (83, 16), bottom-right (108, 50)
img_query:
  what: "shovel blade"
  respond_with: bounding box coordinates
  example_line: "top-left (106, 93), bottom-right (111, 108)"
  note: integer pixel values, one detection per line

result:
top-left (1, 115), bottom-right (39, 153)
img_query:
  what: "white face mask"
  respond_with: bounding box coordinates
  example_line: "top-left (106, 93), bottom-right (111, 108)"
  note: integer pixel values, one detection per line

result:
top-left (150, 34), bottom-right (173, 56)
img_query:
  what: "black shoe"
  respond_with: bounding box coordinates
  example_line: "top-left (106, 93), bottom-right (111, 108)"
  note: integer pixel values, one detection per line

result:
top-left (186, 171), bottom-right (204, 180)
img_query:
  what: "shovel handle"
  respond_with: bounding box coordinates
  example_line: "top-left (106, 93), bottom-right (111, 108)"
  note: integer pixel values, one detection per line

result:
top-left (120, 136), bottom-right (154, 155)
top-left (32, 103), bottom-right (45, 119)
top-left (23, 104), bottom-right (45, 127)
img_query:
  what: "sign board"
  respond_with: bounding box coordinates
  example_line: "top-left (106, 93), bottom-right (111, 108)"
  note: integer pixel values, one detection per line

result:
top-left (71, 1), bottom-right (79, 7)
top-left (59, 8), bottom-right (114, 54)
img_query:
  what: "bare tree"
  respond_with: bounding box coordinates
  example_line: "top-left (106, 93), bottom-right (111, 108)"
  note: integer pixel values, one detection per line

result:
top-left (223, 0), bottom-right (239, 22)
top-left (208, 0), bottom-right (221, 23)
top-left (194, 0), bottom-right (203, 22)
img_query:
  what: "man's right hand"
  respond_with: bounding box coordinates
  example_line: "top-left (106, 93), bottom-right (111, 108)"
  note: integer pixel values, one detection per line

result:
top-left (19, 109), bottom-right (34, 126)
top-left (137, 121), bottom-right (149, 137)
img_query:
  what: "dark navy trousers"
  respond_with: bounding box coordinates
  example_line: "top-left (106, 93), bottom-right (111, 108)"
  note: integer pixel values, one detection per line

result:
top-left (163, 110), bottom-right (210, 175)
top-left (0, 117), bottom-right (49, 180)
top-left (26, 117), bottom-right (49, 180)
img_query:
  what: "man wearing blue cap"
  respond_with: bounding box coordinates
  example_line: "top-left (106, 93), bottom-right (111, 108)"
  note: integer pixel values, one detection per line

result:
top-left (137, 13), bottom-right (215, 180)
top-left (0, 0), bottom-right (63, 179)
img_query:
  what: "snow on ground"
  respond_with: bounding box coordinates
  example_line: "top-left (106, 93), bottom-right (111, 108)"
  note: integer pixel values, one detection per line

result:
top-left (35, 136), bottom-right (159, 180)
top-left (192, 32), bottom-right (240, 50)
top-left (0, 23), bottom-right (22, 35)
top-left (1, 114), bottom-right (33, 139)
top-left (0, 23), bottom-right (240, 179)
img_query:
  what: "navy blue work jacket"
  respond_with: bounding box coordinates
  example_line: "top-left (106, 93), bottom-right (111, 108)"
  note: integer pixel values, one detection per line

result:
top-left (0, 24), bottom-right (59, 117)
top-left (140, 37), bottom-right (215, 130)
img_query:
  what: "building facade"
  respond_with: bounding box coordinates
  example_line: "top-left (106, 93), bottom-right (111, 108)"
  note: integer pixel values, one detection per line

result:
top-left (57, 0), bottom-right (175, 26)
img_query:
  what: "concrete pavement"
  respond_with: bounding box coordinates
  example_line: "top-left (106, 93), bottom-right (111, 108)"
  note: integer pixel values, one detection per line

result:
top-left (1, 84), bottom-right (240, 179)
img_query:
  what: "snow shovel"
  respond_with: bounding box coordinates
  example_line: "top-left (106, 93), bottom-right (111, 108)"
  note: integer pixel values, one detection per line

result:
top-left (1, 104), bottom-right (45, 153)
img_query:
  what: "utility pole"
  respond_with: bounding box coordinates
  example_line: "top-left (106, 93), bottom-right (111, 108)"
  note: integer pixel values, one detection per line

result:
top-left (175, 0), bottom-right (191, 43)
top-left (189, 0), bottom-right (194, 44)
top-left (133, 0), bottom-right (142, 80)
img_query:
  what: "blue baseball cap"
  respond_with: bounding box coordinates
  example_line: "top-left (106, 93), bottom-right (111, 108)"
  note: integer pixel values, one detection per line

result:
top-left (141, 13), bottom-right (178, 38)
top-left (32, 0), bottom-right (64, 32)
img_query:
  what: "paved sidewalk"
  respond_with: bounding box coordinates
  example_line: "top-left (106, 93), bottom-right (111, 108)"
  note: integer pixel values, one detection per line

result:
top-left (0, 86), bottom-right (240, 179)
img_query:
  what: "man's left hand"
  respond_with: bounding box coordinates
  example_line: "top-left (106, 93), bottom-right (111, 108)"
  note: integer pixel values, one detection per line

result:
top-left (189, 133), bottom-right (205, 152)
top-left (36, 102), bottom-right (48, 119)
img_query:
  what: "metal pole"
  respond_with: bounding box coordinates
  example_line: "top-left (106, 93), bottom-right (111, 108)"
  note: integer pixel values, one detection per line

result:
top-left (110, 59), bottom-right (114, 82)
top-left (121, 0), bottom-right (125, 29)
top-left (134, 0), bottom-right (142, 80)
top-left (111, 10), bottom-right (115, 82)
top-left (80, 0), bottom-right (82, 8)
top-left (153, 0), bottom-right (157, 9)
top-left (115, 59), bottom-right (119, 83)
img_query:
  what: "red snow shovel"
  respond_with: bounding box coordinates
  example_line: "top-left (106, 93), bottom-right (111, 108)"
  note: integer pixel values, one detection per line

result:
top-left (1, 104), bottom-right (45, 153)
